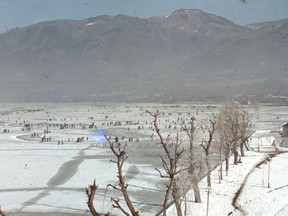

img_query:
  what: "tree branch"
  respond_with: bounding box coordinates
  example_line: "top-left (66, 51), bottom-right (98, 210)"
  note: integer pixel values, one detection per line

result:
top-left (104, 135), bottom-right (139, 216)
top-left (111, 198), bottom-right (130, 216)
top-left (86, 180), bottom-right (105, 216)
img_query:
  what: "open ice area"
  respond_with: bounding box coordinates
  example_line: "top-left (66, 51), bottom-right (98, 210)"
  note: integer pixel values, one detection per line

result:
top-left (0, 102), bottom-right (287, 215)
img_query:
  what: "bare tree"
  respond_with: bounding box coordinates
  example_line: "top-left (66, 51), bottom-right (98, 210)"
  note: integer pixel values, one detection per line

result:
top-left (201, 119), bottom-right (216, 188)
top-left (223, 126), bottom-right (233, 175)
top-left (219, 102), bottom-right (240, 165)
top-left (182, 117), bottom-right (202, 203)
top-left (216, 115), bottom-right (225, 180)
top-left (238, 110), bottom-right (251, 157)
top-left (86, 180), bottom-right (110, 216)
top-left (147, 110), bottom-right (186, 216)
top-left (216, 112), bottom-right (235, 178)
top-left (231, 115), bottom-right (241, 165)
top-left (105, 136), bottom-right (140, 216)
top-left (216, 103), bottom-right (234, 177)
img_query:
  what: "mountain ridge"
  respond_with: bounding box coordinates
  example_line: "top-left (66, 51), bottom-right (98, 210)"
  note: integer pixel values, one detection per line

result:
top-left (0, 9), bottom-right (287, 103)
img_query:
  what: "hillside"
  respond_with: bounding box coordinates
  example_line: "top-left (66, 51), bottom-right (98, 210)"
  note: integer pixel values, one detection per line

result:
top-left (0, 9), bottom-right (287, 102)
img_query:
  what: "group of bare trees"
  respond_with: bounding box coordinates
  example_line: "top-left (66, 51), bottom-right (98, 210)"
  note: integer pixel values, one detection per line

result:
top-left (216, 102), bottom-right (251, 179)
top-left (85, 101), bottom-right (252, 216)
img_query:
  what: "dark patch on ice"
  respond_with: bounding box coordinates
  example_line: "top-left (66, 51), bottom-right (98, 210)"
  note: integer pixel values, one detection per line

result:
top-left (124, 165), bottom-right (140, 182)
top-left (47, 159), bottom-right (84, 186)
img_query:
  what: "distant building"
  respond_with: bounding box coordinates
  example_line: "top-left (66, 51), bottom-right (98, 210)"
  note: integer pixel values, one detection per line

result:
top-left (283, 122), bottom-right (288, 136)
top-left (282, 137), bottom-right (288, 147)
top-left (249, 130), bottom-right (281, 152)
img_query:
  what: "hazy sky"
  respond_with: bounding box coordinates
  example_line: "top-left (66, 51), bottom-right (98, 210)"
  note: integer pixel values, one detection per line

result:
top-left (1, 0), bottom-right (288, 33)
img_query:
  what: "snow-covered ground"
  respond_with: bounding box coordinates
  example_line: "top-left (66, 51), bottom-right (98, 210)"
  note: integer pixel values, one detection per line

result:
top-left (167, 136), bottom-right (288, 215)
top-left (0, 103), bottom-right (287, 215)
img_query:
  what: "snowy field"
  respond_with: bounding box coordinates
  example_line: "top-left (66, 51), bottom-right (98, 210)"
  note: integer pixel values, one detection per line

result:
top-left (0, 102), bottom-right (287, 215)
top-left (167, 150), bottom-right (288, 216)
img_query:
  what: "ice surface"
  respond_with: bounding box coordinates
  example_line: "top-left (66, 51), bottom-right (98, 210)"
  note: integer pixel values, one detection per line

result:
top-left (0, 103), bottom-right (287, 215)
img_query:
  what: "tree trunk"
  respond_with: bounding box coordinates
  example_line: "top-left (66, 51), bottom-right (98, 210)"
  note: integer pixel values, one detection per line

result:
top-left (174, 197), bottom-right (183, 216)
top-left (193, 181), bottom-right (202, 203)
top-left (233, 149), bottom-right (239, 165)
top-left (117, 155), bottom-right (139, 216)
top-left (172, 180), bottom-right (183, 216)
top-left (240, 141), bottom-right (245, 157)
top-left (189, 150), bottom-right (202, 203)
top-left (244, 141), bottom-right (250, 151)
top-left (206, 154), bottom-right (211, 188)
top-left (162, 180), bottom-right (172, 216)
top-left (225, 157), bottom-right (229, 176)
top-left (219, 148), bottom-right (223, 181)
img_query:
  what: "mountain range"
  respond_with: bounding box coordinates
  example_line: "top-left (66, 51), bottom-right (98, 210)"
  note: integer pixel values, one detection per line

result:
top-left (0, 9), bottom-right (288, 102)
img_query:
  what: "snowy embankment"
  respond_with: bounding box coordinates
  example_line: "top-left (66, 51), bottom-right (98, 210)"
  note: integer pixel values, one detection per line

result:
top-left (167, 135), bottom-right (288, 215)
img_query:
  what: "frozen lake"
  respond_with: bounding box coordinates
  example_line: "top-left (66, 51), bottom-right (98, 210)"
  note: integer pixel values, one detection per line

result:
top-left (0, 102), bottom-right (287, 215)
